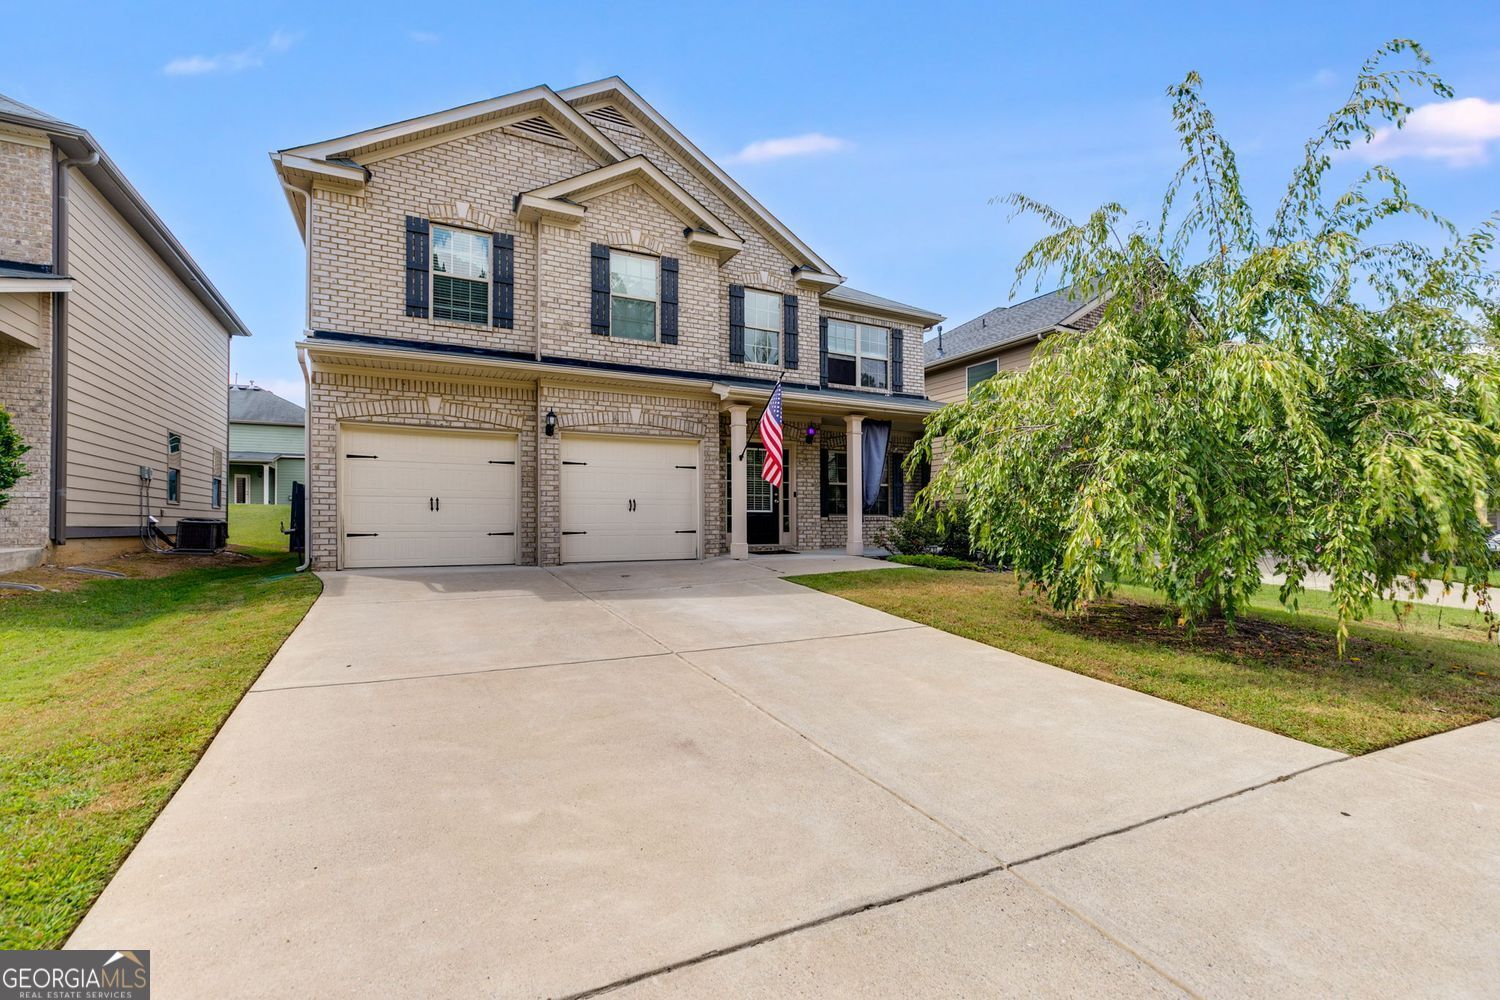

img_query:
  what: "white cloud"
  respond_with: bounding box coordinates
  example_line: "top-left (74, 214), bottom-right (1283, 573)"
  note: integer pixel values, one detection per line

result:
top-left (163, 30), bottom-right (298, 76)
top-left (1309, 68), bottom-right (1339, 88)
top-left (728, 132), bottom-right (849, 164)
top-left (407, 29), bottom-right (440, 44)
top-left (1354, 97), bottom-right (1500, 168)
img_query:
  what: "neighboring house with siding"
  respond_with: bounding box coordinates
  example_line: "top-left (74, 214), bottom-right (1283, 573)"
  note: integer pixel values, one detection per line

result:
top-left (923, 287), bottom-right (1105, 404)
top-left (0, 93), bottom-right (248, 569)
top-left (228, 384), bottom-right (305, 505)
top-left (272, 77), bottom-right (942, 570)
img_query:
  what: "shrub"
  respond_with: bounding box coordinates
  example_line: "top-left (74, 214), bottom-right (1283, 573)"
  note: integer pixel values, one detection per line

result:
top-left (889, 554), bottom-right (985, 571)
top-left (0, 407), bottom-right (27, 509)
top-left (880, 509), bottom-right (938, 555)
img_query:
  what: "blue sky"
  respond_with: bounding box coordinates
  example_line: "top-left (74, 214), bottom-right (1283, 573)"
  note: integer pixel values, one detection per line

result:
top-left (6, 1), bottom-right (1498, 402)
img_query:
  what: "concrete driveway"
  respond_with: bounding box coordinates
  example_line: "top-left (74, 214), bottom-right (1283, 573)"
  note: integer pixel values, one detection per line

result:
top-left (70, 556), bottom-right (1499, 998)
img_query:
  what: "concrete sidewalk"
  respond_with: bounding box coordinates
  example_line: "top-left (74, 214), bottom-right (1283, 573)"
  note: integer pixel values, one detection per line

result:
top-left (68, 557), bottom-right (1497, 998)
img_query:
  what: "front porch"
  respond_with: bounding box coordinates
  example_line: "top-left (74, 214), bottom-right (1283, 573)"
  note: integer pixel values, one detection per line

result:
top-left (719, 386), bottom-right (937, 560)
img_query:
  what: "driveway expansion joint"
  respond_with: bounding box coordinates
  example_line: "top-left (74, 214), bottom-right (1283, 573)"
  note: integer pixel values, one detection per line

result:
top-left (559, 865), bottom-right (1008, 1000)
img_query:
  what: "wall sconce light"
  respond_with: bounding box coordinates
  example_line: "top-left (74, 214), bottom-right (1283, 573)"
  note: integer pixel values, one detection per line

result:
top-left (805, 424), bottom-right (818, 443)
top-left (545, 409), bottom-right (557, 436)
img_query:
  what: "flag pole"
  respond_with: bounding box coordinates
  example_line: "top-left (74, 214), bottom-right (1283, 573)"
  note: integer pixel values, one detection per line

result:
top-left (738, 373), bottom-right (784, 462)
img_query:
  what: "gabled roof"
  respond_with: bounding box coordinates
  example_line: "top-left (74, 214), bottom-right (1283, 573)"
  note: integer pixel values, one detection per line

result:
top-left (822, 285), bottom-right (944, 327)
top-left (278, 85), bottom-right (625, 165)
top-left (924, 286), bottom-right (1105, 369)
top-left (229, 385), bottom-right (305, 425)
top-left (0, 92), bottom-right (250, 336)
top-left (516, 156), bottom-right (744, 261)
top-left (559, 78), bottom-right (842, 282)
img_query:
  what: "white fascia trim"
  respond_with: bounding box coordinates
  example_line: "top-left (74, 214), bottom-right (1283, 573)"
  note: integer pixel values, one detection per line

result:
top-left (0, 277), bottom-right (74, 293)
top-left (274, 152), bottom-right (368, 185)
top-left (821, 289), bottom-right (946, 326)
top-left (560, 78), bottom-right (842, 278)
top-left (280, 86), bottom-right (625, 165)
top-left (713, 382), bottom-right (941, 417)
top-left (515, 192), bottom-right (587, 227)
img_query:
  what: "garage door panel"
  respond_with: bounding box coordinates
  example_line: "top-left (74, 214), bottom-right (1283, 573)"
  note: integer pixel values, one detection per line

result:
top-left (561, 436), bottom-right (700, 563)
top-left (343, 427), bottom-right (518, 569)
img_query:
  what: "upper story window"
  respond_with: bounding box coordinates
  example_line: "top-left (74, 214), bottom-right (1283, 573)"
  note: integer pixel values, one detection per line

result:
top-left (167, 432), bottom-right (181, 455)
top-left (966, 359), bottom-right (998, 395)
top-left (431, 226), bottom-right (490, 324)
top-left (609, 251), bottom-right (657, 341)
top-left (827, 320), bottom-right (888, 389)
top-left (743, 289), bottom-right (782, 366)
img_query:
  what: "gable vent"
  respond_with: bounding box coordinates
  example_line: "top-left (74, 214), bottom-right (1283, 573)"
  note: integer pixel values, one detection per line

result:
top-left (585, 105), bottom-right (636, 131)
top-left (512, 116), bottom-right (567, 141)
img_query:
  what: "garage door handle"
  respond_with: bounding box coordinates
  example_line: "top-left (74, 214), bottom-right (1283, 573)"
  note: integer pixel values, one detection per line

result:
top-left (562, 531), bottom-right (587, 535)
top-left (488, 460), bottom-right (514, 465)
top-left (562, 460), bottom-right (587, 466)
top-left (675, 530), bottom-right (697, 534)
top-left (345, 532), bottom-right (379, 537)
top-left (488, 531), bottom-right (514, 536)
top-left (346, 454), bottom-right (378, 459)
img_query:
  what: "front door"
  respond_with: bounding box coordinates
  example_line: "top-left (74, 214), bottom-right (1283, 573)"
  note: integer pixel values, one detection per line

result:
top-left (745, 445), bottom-right (787, 545)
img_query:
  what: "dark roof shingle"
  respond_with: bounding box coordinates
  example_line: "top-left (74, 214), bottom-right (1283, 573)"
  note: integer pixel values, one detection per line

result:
top-left (924, 286), bottom-right (1101, 367)
top-left (229, 385), bottom-right (305, 425)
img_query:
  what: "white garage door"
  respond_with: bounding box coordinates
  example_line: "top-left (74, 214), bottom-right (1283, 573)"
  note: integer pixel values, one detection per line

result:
top-left (560, 435), bottom-right (700, 563)
top-left (342, 425), bottom-right (517, 568)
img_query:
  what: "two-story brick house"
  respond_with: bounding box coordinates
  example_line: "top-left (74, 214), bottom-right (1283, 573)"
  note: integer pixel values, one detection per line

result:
top-left (1, 93), bottom-right (247, 569)
top-left (273, 79), bottom-right (943, 569)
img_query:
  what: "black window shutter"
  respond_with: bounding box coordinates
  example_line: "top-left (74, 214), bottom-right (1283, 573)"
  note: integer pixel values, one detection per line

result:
top-left (728, 284), bottom-right (745, 363)
top-left (890, 328), bottom-right (905, 391)
top-left (492, 232), bottom-right (514, 329)
top-left (782, 294), bottom-right (799, 368)
top-left (818, 316), bottom-right (829, 388)
top-left (405, 216), bottom-right (430, 317)
top-left (820, 447), bottom-right (830, 516)
top-left (590, 243), bottom-right (611, 335)
top-left (660, 257), bottom-right (679, 344)
top-left (891, 453), bottom-right (905, 516)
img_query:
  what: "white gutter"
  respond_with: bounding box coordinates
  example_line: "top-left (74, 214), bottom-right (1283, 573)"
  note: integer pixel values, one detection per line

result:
top-left (283, 179), bottom-right (315, 573)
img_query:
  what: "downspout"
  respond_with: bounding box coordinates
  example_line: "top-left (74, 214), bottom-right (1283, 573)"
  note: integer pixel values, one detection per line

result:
top-left (281, 178), bottom-right (314, 572)
top-left (49, 144), bottom-right (100, 546)
top-left (533, 220), bottom-right (544, 565)
top-left (295, 344), bottom-right (313, 573)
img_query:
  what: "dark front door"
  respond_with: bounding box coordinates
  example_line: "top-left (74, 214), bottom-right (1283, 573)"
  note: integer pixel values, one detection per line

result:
top-left (745, 445), bottom-right (787, 545)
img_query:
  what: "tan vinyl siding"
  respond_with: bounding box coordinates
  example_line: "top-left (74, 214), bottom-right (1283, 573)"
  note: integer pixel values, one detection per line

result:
top-left (63, 174), bottom-right (229, 533)
top-left (229, 422), bottom-right (304, 455)
top-left (925, 339), bottom-right (1041, 405)
top-left (0, 291), bottom-right (42, 348)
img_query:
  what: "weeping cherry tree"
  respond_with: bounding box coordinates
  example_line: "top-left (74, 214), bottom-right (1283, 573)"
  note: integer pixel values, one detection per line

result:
top-left (911, 40), bottom-right (1500, 650)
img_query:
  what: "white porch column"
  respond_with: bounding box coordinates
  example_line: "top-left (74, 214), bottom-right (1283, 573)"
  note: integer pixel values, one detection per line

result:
top-left (845, 414), bottom-right (864, 556)
top-left (729, 404), bottom-right (750, 560)
top-left (262, 463), bottom-right (272, 505)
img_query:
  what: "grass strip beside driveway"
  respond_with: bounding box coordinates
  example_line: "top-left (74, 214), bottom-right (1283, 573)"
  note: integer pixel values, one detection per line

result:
top-left (792, 568), bottom-right (1499, 755)
top-left (0, 554), bottom-right (320, 949)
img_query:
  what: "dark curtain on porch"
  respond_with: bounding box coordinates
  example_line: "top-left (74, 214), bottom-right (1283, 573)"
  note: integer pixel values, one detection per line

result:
top-left (862, 420), bottom-right (891, 512)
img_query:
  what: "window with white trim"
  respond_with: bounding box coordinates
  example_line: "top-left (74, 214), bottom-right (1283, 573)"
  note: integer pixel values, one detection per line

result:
top-left (826, 320), bottom-right (888, 389)
top-left (609, 251), bottom-right (657, 341)
top-left (966, 359), bottom-right (998, 395)
top-left (431, 226), bottom-right (490, 324)
top-left (743, 289), bottom-right (781, 366)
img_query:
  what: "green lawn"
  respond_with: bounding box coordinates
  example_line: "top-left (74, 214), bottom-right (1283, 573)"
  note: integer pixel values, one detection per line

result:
top-left (0, 551), bottom-right (320, 949)
top-left (793, 568), bottom-right (1499, 755)
top-left (228, 503), bottom-right (293, 555)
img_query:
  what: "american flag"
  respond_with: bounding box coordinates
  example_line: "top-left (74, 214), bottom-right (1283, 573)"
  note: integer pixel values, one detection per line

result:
top-left (758, 380), bottom-right (784, 488)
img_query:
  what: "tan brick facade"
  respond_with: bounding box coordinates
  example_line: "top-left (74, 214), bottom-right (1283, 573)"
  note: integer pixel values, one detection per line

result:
top-left (0, 303), bottom-right (52, 547)
top-left (0, 131), bottom-right (54, 548)
top-left (0, 132), bottom-right (52, 266)
top-left (293, 85), bottom-right (939, 567)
